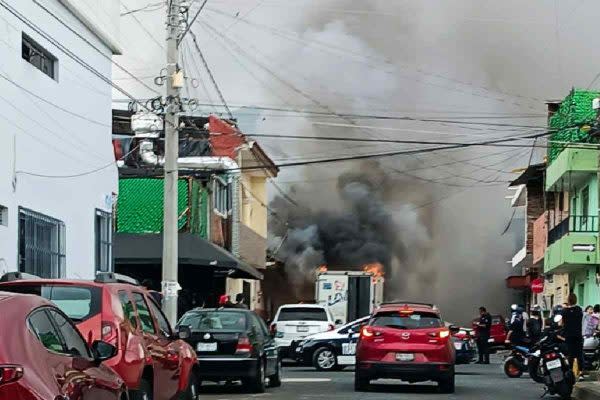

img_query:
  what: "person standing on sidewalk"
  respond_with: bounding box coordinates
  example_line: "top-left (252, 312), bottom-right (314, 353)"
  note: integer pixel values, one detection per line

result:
top-left (475, 306), bottom-right (492, 364)
top-left (563, 293), bottom-right (584, 377)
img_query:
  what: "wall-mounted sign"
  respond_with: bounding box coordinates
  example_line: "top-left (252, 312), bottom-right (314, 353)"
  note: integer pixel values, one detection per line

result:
top-left (573, 244), bottom-right (596, 252)
top-left (531, 278), bottom-right (544, 294)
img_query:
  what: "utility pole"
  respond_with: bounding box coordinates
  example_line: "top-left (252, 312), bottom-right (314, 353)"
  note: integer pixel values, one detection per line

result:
top-left (162, 0), bottom-right (183, 324)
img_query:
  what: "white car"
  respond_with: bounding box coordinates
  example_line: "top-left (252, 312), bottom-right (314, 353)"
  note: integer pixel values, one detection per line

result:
top-left (271, 304), bottom-right (338, 358)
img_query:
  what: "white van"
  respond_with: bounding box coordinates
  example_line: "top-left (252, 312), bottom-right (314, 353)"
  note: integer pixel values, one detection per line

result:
top-left (271, 304), bottom-right (337, 357)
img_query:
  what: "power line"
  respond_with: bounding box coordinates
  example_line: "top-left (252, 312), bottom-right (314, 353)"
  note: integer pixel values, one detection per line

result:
top-left (205, 7), bottom-right (544, 109)
top-left (15, 144), bottom-right (139, 179)
top-left (0, 71), bottom-right (110, 127)
top-left (32, 0), bottom-right (160, 96)
top-left (178, 0), bottom-right (208, 45)
top-left (188, 30), bottom-right (234, 119)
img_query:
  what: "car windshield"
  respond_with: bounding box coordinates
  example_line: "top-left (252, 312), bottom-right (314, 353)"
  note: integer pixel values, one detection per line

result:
top-left (0, 284), bottom-right (101, 321)
top-left (371, 311), bottom-right (443, 330)
top-left (278, 307), bottom-right (328, 321)
top-left (179, 311), bottom-right (247, 332)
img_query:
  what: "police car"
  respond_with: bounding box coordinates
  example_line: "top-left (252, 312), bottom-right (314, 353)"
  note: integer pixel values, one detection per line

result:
top-left (292, 316), bottom-right (369, 371)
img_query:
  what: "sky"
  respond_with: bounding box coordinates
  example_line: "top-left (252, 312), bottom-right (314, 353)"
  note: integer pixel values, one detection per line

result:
top-left (114, 0), bottom-right (600, 323)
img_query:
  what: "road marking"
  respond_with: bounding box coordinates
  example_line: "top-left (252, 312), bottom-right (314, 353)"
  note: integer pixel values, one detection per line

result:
top-left (282, 378), bottom-right (332, 383)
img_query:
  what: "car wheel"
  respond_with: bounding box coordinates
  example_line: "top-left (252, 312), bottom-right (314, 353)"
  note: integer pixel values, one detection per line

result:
top-left (268, 358), bottom-right (282, 388)
top-left (354, 370), bottom-right (370, 392)
top-left (179, 372), bottom-right (200, 400)
top-left (245, 359), bottom-right (266, 393)
top-left (313, 347), bottom-right (338, 371)
top-left (130, 378), bottom-right (153, 400)
top-left (438, 372), bottom-right (455, 394)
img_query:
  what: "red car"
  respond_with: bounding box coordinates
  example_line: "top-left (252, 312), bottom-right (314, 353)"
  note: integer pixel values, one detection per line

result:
top-left (0, 291), bottom-right (126, 400)
top-left (472, 314), bottom-right (508, 347)
top-left (354, 302), bottom-right (455, 393)
top-left (0, 272), bottom-right (198, 400)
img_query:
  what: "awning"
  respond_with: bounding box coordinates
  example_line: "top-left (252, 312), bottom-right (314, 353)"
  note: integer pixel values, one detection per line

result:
top-left (506, 274), bottom-right (532, 290)
top-left (113, 233), bottom-right (263, 280)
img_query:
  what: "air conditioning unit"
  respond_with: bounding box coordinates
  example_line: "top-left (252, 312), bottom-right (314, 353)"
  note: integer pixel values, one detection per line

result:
top-left (131, 112), bottom-right (162, 138)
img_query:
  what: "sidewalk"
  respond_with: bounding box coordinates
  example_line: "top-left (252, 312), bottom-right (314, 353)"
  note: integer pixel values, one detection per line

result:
top-left (575, 372), bottom-right (600, 400)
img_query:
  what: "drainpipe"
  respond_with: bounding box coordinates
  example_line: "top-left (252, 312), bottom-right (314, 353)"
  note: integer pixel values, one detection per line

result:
top-left (231, 173), bottom-right (240, 258)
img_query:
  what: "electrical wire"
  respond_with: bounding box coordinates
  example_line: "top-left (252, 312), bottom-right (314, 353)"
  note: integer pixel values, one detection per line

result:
top-left (204, 7), bottom-right (544, 109)
top-left (16, 145), bottom-right (140, 179)
top-left (178, 0), bottom-right (208, 44)
top-left (32, 0), bottom-right (161, 96)
top-left (188, 30), bottom-right (234, 119)
top-left (120, 1), bottom-right (165, 16)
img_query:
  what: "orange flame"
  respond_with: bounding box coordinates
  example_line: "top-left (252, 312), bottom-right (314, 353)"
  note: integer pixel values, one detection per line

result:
top-left (363, 262), bottom-right (384, 279)
top-left (318, 264), bottom-right (328, 273)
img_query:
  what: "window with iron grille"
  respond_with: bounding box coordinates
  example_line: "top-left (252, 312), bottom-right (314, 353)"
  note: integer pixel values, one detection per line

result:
top-left (213, 176), bottom-right (231, 217)
top-left (18, 208), bottom-right (65, 278)
top-left (0, 205), bottom-right (7, 227)
top-left (95, 209), bottom-right (112, 273)
top-left (22, 33), bottom-right (57, 80)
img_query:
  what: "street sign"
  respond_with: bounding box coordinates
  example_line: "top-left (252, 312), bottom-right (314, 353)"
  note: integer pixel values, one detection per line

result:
top-left (531, 278), bottom-right (544, 294)
top-left (573, 244), bottom-right (596, 252)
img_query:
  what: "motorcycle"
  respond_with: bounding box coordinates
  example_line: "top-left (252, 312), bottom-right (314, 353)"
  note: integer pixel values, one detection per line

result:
top-left (537, 315), bottom-right (575, 400)
top-left (503, 343), bottom-right (544, 383)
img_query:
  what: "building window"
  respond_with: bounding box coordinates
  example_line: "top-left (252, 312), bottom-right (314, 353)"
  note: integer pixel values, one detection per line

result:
top-left (0, 205), bottom-right (7, 227)
top-left (18, 208), bottom-right (65, 278)
top-left (95, 210), bottom-right (112, 273)
top-left (213, 176), bottom-right (231, 217)
top-left (22, 33), bottom-right (57, 79)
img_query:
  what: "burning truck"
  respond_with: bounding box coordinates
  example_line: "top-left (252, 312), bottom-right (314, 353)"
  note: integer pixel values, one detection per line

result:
top-left (315, 264), bottom-right (384, 324)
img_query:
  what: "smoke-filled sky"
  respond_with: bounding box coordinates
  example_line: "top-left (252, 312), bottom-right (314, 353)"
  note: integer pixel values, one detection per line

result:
top-left (115, 0), bottom-right (600, 323)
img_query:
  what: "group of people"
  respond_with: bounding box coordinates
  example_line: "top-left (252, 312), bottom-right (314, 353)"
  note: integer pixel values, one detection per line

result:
top-left (476, 294), bottom-right (600, 374)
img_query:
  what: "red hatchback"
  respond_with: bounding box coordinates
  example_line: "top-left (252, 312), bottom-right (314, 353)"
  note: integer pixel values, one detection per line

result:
top-left (0, 272), bottom-right (198, 400)
top-left (0, 291), bottom-right (126, 400)
top-left (354, 302), bottom-right (455, 393)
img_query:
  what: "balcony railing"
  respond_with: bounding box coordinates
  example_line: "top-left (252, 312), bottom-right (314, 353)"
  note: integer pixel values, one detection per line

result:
top-left (547, 215), bottom-right (598, 246)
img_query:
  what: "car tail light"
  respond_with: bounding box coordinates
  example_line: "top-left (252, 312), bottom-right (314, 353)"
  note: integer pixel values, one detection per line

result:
top-left (236, 336), bottom-right (253, 354)
top-left (328, 324), bottom-right (335, 331)
top-left (427, 330), bottom-right (450, 339)
top-left (0, 365), bottom-right (23, 386)
top-left (101, 321), bottom-right (118, 346)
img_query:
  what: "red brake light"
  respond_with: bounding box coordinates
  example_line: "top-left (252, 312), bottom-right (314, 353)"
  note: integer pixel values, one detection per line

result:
top-left (236, 336), bottom-right (253, 354)
top-left (361, 326), bottom-right (374, 338)
top-left (544, 352), bottom-right (558, 360)
top-left (101, 321), bottom-right (118, 346)
top-left (0, 365), bottom-right (23, 386)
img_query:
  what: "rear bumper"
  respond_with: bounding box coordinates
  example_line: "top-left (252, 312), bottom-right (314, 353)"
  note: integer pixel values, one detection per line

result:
top-left (357, 361), bottom-right (453, 381)
top-left (195, 357), bottom-right (259, 380)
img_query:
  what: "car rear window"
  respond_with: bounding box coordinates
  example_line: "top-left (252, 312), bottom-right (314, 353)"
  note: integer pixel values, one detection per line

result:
top-left (277, 307), bottom-right (328, 322)
top-left (371, 311), bottom-right (443, 329)
top-left (1, 284), bottom-right (101, 322)
top-left (179, 311), bottom-right (247, 332)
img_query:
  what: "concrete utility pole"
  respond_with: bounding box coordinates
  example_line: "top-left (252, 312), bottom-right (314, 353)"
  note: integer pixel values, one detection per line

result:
top-left (162, 0), bottom-right (183, 324)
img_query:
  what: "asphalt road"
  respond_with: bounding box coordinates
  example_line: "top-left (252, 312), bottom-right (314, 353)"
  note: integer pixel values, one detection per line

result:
top-left (197, 357), bottom-right (552, 400)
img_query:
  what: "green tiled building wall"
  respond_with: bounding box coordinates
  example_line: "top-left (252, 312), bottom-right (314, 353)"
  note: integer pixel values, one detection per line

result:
top-left (548, 89), bottom-right (600, 163)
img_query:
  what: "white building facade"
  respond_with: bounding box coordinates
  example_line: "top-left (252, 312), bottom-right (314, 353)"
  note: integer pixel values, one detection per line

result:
top-left (0, 0), bottom-right (120, 279)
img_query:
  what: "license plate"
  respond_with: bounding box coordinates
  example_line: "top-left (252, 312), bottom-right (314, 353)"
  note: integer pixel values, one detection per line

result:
top-left (454, 342), bottom-right (463, 350)
top-left (396, 353), bottom-right (414, 361)
top-left (197, 342), bottom-right (217, 352)
top-left (297, 326), bottom-right (309, 333)
top-left (342, 343), bottom-right (356, 355)
top-left (546, 359), bottom-right (562, 370)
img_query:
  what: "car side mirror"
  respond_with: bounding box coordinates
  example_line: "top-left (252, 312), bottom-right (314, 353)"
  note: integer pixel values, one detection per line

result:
top-left (91, 340), bottom-right (117, 365)
top-left (335, 319), bottom-right (343, 326)
top-left (177, 325), bottom-right (192, 340)
top-left (449, 325), bottom-right (460, 334)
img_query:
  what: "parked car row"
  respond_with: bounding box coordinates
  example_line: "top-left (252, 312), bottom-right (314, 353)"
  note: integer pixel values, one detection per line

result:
top-left (0, 272), bottom-right (286, 399)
